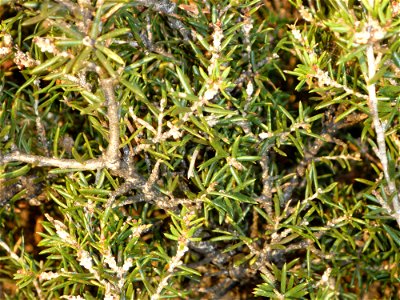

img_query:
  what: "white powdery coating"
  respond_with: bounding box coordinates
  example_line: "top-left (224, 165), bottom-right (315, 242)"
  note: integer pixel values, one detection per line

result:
top-left (3, 34), bottom-right (13, 46)
top-left (78, 250), bottom-right (93, 270)
top-left (104, 253), bottom-right (118, 272)
top-left (299, 6), bottom-right (314, 22)
top-left (291, 29), bottom-right (303, 42)
top-left (104, 283), bottom-right (117, 300)
top-left (259, 132), bottom-right (272, 140)
top-left (166, 121), bottom-right (182, 139)
top-left (39, 271), bottom-right (60, 281)
top-left (82, 36), bottom-right (94, 47)
top-left (315, 69), bottom-right (332, 87)
top-left (242, 18), bottom-right (253, 36)
top-left (393, 1), bottom-right (400, 16)
top-left (203, 83), bottom-right (219, 101)
top-left (13, 49), bottom-right (39, 69)
top-left (205, 115), bottom-right (219, 127)
top-left (53, 219), bottom-right (72, 242)
top-left (168, 243), bottom-right (189, 272)
top-left (212, 26), bottom-right (223, 52)
top-left (130, 224), bottom-right (152, 238)
top-left (354, 31), bottom-right (370, 45)
top-left (321, 267), bottom-right (332, 283)
top-left (227, 157), bottom-right (244, 171)
top-left (34, 37), bottom-right (58, 54)
top-left (246, 81), bottom-right (254, 97)
top-left (56, 229), bottom-right (70, 240)
top-left (78, 0), bottom-right (91, 7)
top-left (122, 257), bottom-right (133, 271)
top-left (316, 267), bottom-right (332, 288)
top-left (354, 20), bottom-right (386, 45)
top-left (60, 296), bottom-right (85, 300)
top-left (0, 47), bottom-right (11, 57)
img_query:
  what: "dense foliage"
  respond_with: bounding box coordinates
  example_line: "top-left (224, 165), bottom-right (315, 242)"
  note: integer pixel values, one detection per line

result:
top-left (0, 0), bottom-right (400, 299)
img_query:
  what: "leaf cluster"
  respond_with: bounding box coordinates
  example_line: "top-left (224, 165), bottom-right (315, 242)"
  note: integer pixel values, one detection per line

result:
top-left (0, 0), bottom-right (400, 299)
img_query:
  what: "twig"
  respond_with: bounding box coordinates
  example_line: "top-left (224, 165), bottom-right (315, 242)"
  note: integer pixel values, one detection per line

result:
top-left (1, 77), bottom-right (120, 172)
top-left (364, 14), bottom-right (400, 226)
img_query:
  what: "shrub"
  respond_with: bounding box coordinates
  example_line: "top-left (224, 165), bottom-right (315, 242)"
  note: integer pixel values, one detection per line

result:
top-left (0, 0), bottom-right (399, 299)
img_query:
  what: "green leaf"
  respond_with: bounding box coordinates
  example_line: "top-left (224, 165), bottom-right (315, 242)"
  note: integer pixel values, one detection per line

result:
top-left (278, 105), bottom-right (295, 124)
top-left (196, 33), bottom-right (211, 51)
top-left (393, 52), bottom-right (400, 68)
top-left (285, 282), bottom-right (309, 298)
top-left (22, 5), bottom-right (60, 26)
top-left (96, 44), bottom-right (125, 65)
top-left (95, 49), bottom-right (117, 77)
top-left (176, 66), bottom-right (193, 95)
top-left (0, 164), bottom-right (31, 179)
top-left (120, 79), bottom-right (147, 100)
top-left (281, 263), bottom-right (287, 293)
top-left (126, 56), bottom-right (157, 70)
top-left (30, 56), bottom-right (68, 74)
top-left (177, 265), bottom-right (201, 277)
top-left (383, 224), bottom-right (400, 247)
top-left (209, 191), bottom-right (257, 204)
top-left (97, 28), bottom-right (131, 42)
top-left (379, 86), bottom-right (400, 97)
top-left (368, 65), bottom-right (388, 85)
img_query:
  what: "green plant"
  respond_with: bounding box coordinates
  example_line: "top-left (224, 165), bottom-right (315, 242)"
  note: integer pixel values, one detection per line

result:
top-left (0, 0), bottom-right (399, 299)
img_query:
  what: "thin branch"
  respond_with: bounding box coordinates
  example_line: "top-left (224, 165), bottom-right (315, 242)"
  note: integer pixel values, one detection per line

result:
top-left (1, 153), bottom-right (105, 170)
top-left (101, 78), bottom-right (121, 170)
top-left (281, 111), bottom-right (337, 206)
top-left (365, 26), bottom-right (400, 226)
top-left (1, 77), bottom-right (121, 173)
